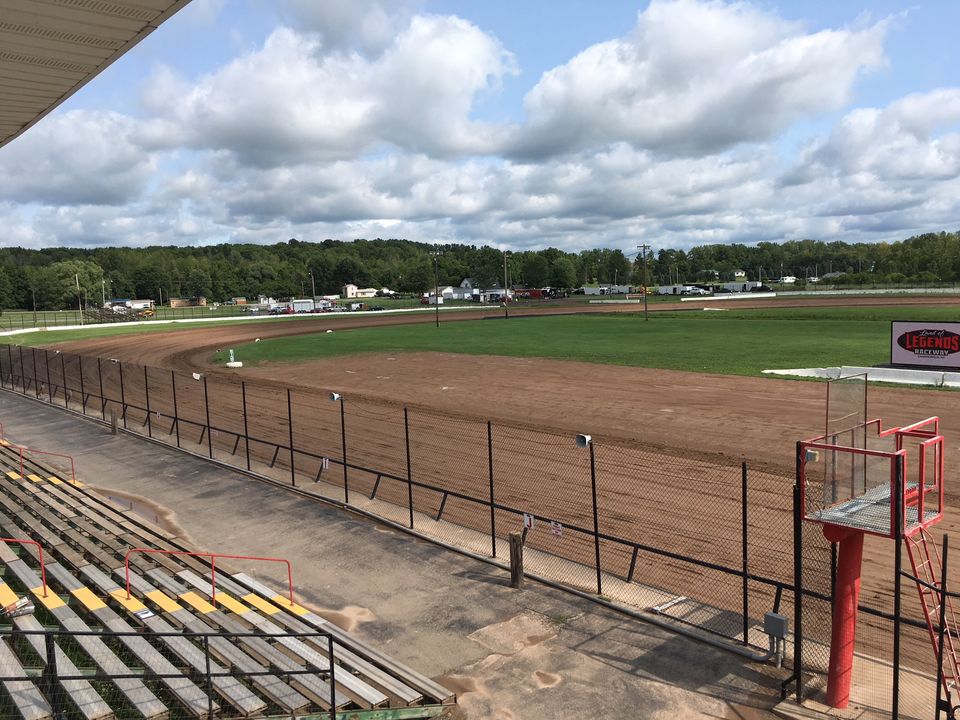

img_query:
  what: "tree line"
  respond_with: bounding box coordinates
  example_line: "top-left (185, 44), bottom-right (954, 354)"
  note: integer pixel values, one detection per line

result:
top-left (0, 231), bottom-right (956, 310)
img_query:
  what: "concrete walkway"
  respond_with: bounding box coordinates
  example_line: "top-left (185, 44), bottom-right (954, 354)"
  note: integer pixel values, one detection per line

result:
top-left (0, 390), bottom-right (784, 719)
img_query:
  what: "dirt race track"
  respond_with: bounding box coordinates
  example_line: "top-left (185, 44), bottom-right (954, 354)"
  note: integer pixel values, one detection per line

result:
top-left (52, 294), bottom-right (960, 474)
top-left (35, 294), bottom-right (960, 685)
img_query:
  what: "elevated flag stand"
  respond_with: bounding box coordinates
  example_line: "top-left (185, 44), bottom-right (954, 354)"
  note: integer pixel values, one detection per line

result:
top-left (798, 374), bottom-right (953, 710)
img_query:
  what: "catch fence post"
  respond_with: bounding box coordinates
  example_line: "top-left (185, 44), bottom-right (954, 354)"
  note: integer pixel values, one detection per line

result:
top-left (339, 395), bottom-right (348, 501)
top-left (203, 376), bottom-right (213, 458)
top-left (171, 370), bottom-right (181, 448)
top-left (589, 441), bottom-right (602, 595)
top-left (404, 407), bottom-right (413, 528)
top-left (203, 634), bottom-right (214, 720)
top-left (60, 350), bottom-right (67, 407)
top-left (18, 345), bottom-right (25, 394)
top-left (287, 388), bottom-right (296, 486)
top-left (31, 347), bottom-right (39, 398)
top-left (742, 460), bottom-right (749, 645)
top-left (936, 535), bottom-right (949, 720)
top-left (241, 381), bottom-right (250, 470)
top-left (144, 365), bottom-right (152, 437)
top-left (488, 420), bottom-right (496, 557)
top-left (327, 635), bottom-right (337, 720)
top-left (43, 631), bottom-right (62, 717)
top-left (830, 543), bottom-right (837, 598)
top-left (892, 455), bottom-right (904, 720)
top-left (44, 349), bottom-right (53, 402)
top-left (6, 343), bottom-right (12, 388)
top-left (97, 356), bottom-right (105, 418)
top-left (795, 452), bottom-right (804, 702)
top-left (78, 354), bottom-right (86, 414)
top-left (119, 361), bottom-right (127, 429)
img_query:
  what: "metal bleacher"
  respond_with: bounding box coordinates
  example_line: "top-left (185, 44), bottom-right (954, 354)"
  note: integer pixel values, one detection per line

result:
top-left (0, 438), bottom-right (454, 719)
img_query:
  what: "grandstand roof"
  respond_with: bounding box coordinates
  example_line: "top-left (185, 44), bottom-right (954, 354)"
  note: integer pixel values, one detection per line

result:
top-left (0, 0), bottom-right (191, 149)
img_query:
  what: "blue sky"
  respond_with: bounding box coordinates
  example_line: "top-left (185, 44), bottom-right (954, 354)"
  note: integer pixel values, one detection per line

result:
top-left (2, 0), bottom-right (959, 251)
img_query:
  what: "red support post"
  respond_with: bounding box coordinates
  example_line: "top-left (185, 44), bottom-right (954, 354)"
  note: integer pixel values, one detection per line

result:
top-left (822, 526), bottom-right (864, 709)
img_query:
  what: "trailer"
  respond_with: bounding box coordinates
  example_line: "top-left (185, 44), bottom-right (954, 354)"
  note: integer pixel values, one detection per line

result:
top-left (289, 298), bottom-right (315, 313)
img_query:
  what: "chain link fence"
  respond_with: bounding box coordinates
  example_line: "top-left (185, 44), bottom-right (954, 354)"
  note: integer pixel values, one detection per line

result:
top-left (0, 345), bottom-right (950, 718)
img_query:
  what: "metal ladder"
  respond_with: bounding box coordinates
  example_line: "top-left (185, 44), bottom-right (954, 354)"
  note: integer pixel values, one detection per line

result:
top-left (906, 529), bottom-right (960, 714)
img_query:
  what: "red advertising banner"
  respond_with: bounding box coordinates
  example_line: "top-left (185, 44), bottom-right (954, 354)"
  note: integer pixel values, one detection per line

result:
top-left (890, 321), bottom-right (960, 368)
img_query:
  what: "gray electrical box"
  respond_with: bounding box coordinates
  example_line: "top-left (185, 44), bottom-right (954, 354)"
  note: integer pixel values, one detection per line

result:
top-left (764, 612), bottom-right (788, 639)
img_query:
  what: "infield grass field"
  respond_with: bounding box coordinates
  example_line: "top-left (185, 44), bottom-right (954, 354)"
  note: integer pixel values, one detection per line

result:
top-left (216, 305), bottom-right (960, 376)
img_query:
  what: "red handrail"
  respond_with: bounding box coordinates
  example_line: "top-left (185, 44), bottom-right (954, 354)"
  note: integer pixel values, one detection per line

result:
top-left (800, 414), bottom-right (946, 538)
top-left (1, 538), bottom-right (48, 597)
top-left (124, 548), bottom-right (295, 610)
top-left (11, 446), bottom-right (76, 483)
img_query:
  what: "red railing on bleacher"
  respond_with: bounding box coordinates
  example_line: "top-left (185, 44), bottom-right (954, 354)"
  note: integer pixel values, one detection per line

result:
top-left (124, 548), bottom-right (296, 610)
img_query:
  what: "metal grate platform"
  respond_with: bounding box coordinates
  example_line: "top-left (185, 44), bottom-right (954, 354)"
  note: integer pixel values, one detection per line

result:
top-left (807, 483), bottom-right (940, 536)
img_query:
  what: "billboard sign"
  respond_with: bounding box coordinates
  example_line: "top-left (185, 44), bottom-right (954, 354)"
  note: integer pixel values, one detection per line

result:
top-left (891, 321), bottom-right (960, 368)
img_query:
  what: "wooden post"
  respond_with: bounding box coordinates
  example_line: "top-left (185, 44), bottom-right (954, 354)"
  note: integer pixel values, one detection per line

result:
top-left (509, 532), bottom-right (524, 589)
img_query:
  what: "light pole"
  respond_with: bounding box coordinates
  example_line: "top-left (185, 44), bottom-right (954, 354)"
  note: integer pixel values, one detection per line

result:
top-left (309, 271), bottom-right (316, 310)
top-left (431, 250), bottom-right (441, 327)
top-left (575, 433), bottom-right (602, 594)
top-left (329, 393), bottom-right (348, 503)
top-left (101, 278), bottom-right (106, 307)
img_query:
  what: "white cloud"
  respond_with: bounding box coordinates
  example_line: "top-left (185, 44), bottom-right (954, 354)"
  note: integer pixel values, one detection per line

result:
top-left (4, 1), bottom-right (960, 254)
top-left (791, 88), bottom-right (960, 183)
top-left (509, 0), bottom-right (888, 157)
top-left (278, 0), bottom-right (423, 56)
top-left (0, 111), bottom-right (154, 206)
top-left (141, 16), bottom-right (515, 167)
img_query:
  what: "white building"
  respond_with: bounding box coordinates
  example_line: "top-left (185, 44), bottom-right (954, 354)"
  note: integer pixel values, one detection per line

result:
top-left (342, 284), bottom-right (378, 299)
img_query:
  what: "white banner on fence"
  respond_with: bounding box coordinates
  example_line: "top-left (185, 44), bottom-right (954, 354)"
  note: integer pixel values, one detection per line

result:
top-left (891, 321), bottom-right (960, 368)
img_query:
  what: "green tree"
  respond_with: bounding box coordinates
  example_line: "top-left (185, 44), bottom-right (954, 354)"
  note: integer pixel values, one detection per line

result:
top-left (0, 266), bottom-right (15, 308)
top-left (398, 260), bottom-right (433, 293)
top-left (185, 268), bottom-right (213, 298)
top-left (46, 259), bottom-right (104, 309)
top-left (549, 257), bottom-right (577, 288)
top-left (522, 254), bottom-right (550, 287)
top-left (132, 265), bottom-right (172, 303)
top-left (600, 249), bottom-right (631, 285)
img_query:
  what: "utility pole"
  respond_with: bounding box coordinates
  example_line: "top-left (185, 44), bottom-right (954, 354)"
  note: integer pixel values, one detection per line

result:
top-left (503, 250), bottom-right (510, 319)
top-left (432, 250), bottom-right (441, 327)
top-left (637, 244), bottom-right (650, 321)
top-left (309, 270), bottom-right (316, 310)
top-left (76, 273), bottom-right (84, 325)
top-left (101, 278), bottom-right (106, 307)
